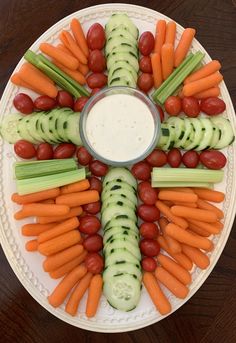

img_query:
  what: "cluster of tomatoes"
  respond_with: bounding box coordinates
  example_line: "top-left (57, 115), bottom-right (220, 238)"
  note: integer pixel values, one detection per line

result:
top-left (138, 31), bottom-right (155, 93)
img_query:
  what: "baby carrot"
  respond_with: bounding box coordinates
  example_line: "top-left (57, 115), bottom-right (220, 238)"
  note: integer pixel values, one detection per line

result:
top-left (188, 219), bottom-right (222, 235)
top-left (56, 190), bottom-right (99, 207)
top-left (48, 264), bottom-right (87, 307)
top-left (194, 86), bottom-right (220, 99)
top-left (151, 53), bottom-right (163, 88)
top-left (158, 217), bottom-right (182, 254)
top-left (52, 60), bottom-right (86, 85)
top-left (156, 200), bottom-right (189, 229)
top-left (158, 190), bottom-right (198, 203)
top-left (86, 274), bottom-right (103, 317)
top-left (165, 223), bottom-right (213, 251)
top-left (78, 63), bottom-right (89, 76)
top-left (11, 188), bottom-right (60, 205)
top-left (14, 203), bottom-right (70, 220)
top-left (157, 254), bottom-right (191, 285)
top-left (70, 18), bottom-right (89, 58)
top-left (174, 202), bottom-right (197, 208)
top-left (11, 73), bottom-right (44, 94)
top-left (38, 230), bottom-right (81, 256)
top-left (49, 252), bottom-right (87, 279)
top-left (174, 28), bottom-right (196, 67)
top-left (184, 60), bottom-right (221, 84)
top-left (41, 199), bottom-right (55, 204)
top-left (56, 43), bottom-right (75, 57)
top-left (37, 206), bottom-right (83, 224)
top-left (40, 43), bottom-right (79, 70)
top-left (154, 20), bottom-right (166, 54)
top-left (165, 21), bottom-right (176, 45)
top-left (171, 205), bottom-right (218, 223)
top-left (188, 222), bottom-right (210, 237)
top-left (182, 72), bottom-right (223, 97)
top-left (163, 200), bottom-right (174, 207)
top-left (23, 63), bottom-right (55, 84)
top-left (59, 31), bottom-right (87, 65)
top-left (155, 266), bottom-right (189, 298)
top-left (21, 223), bottom-right (56, 236)
top-left (161, 44), bottom-right (174, 80)
top-left (65, 272), bottom-right (93, 316)
top-left (43, 244), bottom-right (84, 272)
top-left (143, 272), bottom-right (171, 315)
top-left (161, 187), bottom-right (194, 193)
top-left (25, 239), bottom-right (38, 252)
top-left (181, 244), bottom-right (210, 269)
top-left (193, 188), bottom-right (225, 203)
top-left (38, 217), bottom-right (80, 243)
top-left (60, 179), bottom-right (90, 195)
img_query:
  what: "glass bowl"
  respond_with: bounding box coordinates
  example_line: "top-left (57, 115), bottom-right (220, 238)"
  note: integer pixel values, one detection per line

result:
top-left (79, 86), bottom-right (161, 166)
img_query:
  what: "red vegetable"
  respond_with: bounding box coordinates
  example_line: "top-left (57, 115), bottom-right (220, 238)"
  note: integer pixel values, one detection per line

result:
top-left (36, 143), bottom-right (54, 160)
top-left (83, 201), bottom-right (101, 215)
top-left (14, 140), bottom-right (36, 159)
top-left (87, 23), bottom-right (105, 50)
top-left (138, 181), bottom-right (152, 194)
top-left (88, 50), bottom-right (106, 72)
top-left (53, 143), bottom-right (76, 159)
top-left (137, 73), bottom-right (154, 93)
top-left (146, 149), bottom-right (167, 167)
top-left (77, 146), bottom-right (93, 166)
top-left (156, 104), bottom-right (165, 122)
top-left (56, 90), bottom-right (74, 109)
top-left (167, 148), bottom-right (182, 168)
top-left (13, 93), bottom-right (34, 114)
top-left (138, 204), bottom-right (160, 222)
top-left (200, 150), bottom-right (227, 170)
top-left (200, 97), bottom-right (226, 115)
top-left (182, 96), bottom-right (200, 117)
top-left (140, 222), bottom-right (159, 239)
top-left (87, 73), bottom-right (107, 89)
top-left (141, 257), bottom-right (157, 272)
top-left (74, 96), bottom-right (89, 112)
top-left (83, 234), bottom-right (103, 252)
top-left (182, 151), bottom-right (199, 168)
top-left (79, 215), bottom-right (101, 235)
top-left (140, 239), bottom-right (160, 257)
top-left (85, 253), bottom-right (104, 274)
top-left (88, 176), bottom-right (102, 193)
top-left (34, 95), bottom-right (57, 111)
top-left (138, 31), bottom-right (155, 56)
top-left (89, 160), bottom-right (108, 177)
top-left (131, 162), bottom-right (151, 181)
top-left (139, 186), bottom-right (158, 205)
top-left (139, 56), bottom-right (153, 73)
top-left (164, 96), bottom-right (182, 116)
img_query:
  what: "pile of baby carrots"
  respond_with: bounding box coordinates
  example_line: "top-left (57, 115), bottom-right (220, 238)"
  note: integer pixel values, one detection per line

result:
top-left (11, 18), bottom-right (89, 96)
top-left (143, 187), bottom-right (225, 315)
top-left (12, 179), bottom-right (103, 318)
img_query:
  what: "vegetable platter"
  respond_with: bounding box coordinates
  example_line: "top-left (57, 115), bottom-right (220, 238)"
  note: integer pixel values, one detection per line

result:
top-left (0, 3), bottom-right (236, 333)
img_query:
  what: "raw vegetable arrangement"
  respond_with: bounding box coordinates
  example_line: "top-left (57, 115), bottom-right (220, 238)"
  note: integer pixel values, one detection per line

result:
top-left (0, 11), bottom-right (235, 320)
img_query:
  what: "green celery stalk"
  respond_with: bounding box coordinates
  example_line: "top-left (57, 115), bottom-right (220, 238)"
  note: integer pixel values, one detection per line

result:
top-left (16, 168), bottom-right (86, 195)
top-left (152, 168), bottom-right (223, 183)
top-left (151, 181), bottom-right (212, 188)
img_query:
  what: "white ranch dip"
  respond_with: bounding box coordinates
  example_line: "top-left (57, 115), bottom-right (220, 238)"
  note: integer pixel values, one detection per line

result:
top-left (86, 94), bottom-right (155, 162)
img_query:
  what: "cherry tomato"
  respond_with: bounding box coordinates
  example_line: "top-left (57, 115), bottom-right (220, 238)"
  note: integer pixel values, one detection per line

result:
top-left (14, 140), bottom-right (36, 159)
top-left (87, 23), bottom-right (105, 50)
top-left (138, 181), bottom-right (152, 194)
top-left (200, 150), bottom-right (227, 170)
top-left (56, 90), bottom-right (74, 109)
top-left (83, 201), bottom-right (101, 215)
top-left (77, 146), bottom-right (93, 166)
top-left (85, 253), bottom-right (104, 274)
top-left (138, 31), bottom-right (155, 56)
top-left (79, 215), bottom-right (101, 235)
top-left (34, 95), bottom-right (57, 111)
top-left (200, 97), bottom-right (226, 115)
top-left (164, 96), bottom-right (182, 116)
top-left (90, 88), bottom-right (101, 97)
top-left (139, 187), bottom-right (158, 205)
top-left (137, 73), bottom-right (154, 93)
top-left (13, 93), bottom-right (34, 114)
top-left (138, 204), bottom-right (160, 222)
top-left (87, 73), bottom-right (107, 89)
top-left (74, 96), bottom-right (89, 112)
top-left (146, 149), bottom-right (167, 167)
top-left (156, 104), bottom-right (165, 122)
top-left (182, 96), bottom-right (200, 117)
top-left (89, 160), bottom-right (108, 176)
top-left (182, 150), bottom-right (199, 168)
top-left (140, 239), bottom-right (160, 257)
top-left (131, 161), bottom-right (151, 181)
top-left (167, 148), bottom-right (182, 168)
top-left (83, 234), bottom-right (103, 252)
top-left (140, 222), bottom-right (159, 239)
top-left (88, 176), bottom-right (102, 193)
top-left (139, 56), bottom-right (152, 73)
top-left (36, 143), bottom-right (53, 160)
top-left (53, 143), bottom-right (76, 159)
top-left (141, 257), bottom-right (157, 272)
top-left (88, 50), bottom-right (106, 72)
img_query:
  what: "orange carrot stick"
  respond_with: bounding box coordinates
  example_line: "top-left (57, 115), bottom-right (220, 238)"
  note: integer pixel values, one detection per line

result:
top-left (40, 43), bottom-right (79, 70)
top-left (21, 223), bottom-right (56, 236)
top-left (151, 53), bottom-right (163, 88)
top-left (38, 217), bottom-right (80, 243)
top-left (154, 20), bottom-right (166, 54)
top-left (181, 244), bottom-right (210, 269)
top-left (182, 72), bottom-right (223, 97)
top-left (11, 188), bottom-right (60, 205)
top-left (158, 217), bottom-right (182, 254)
top-left (155, 266), bottom-right (189, 298)
top-left (188, 222), bottom-right (210, 237)
top-left (78, 63), bottom-right (89, 76)
top-left (161, 44), bottom-right (174, 80)
top-left (49, 252), bottom-right (87, 279)
top-left (11, 73), bottom-right (44, 94)
top-left (194, 86), bottom-right (220, 99)
top-left (60, 179), bottom-right (90, 195)
top-left (14, 203), bottom-right (70, 220)
top-left (52, 60), bottom-right (86, 85)
top-left (59, 31), bottom-right (87, 65)
top-left (157, 253), bottom-right (191, 285)
top-left (170, 205), bottom-right (218, 223)
top-left (174, 201), bottom-right (197, 208)
top-left (48, 265), bottom-right (87, 307)
top-left (43, 244), bottom-right (84, 272)
top-left (38, 230), bottom-right (81, 256)
top-left (70, 18), bottom-right (89, 58)
top-left (56, 190), bottom-right (99, 207)
top-left (184, 60), bottom-right (221, 84)
top-left (161, 187), bottom-right (194, 193)
top-left (37, 206), bottom-right (83, 224)
top-left (188, 219), bottom-right (221, 235)
top-left (163, 200), bottom-right (174, 207)
top-left (143, 272), bottom-right (171, 315)
top-left (41, 199), bottom-right (55, 204)
top-left (165, 21), bottom-right (176, 45)
top-left (158, 190), bottom-right (198, 203)
top-left (25, 239), bottom-right (38, 252)
top-left (174, 28), bottom-right (196, 67)
top-left (193, 188), bottom-right (225, 203)
top-left (156, 200), bottom-right (189, 229)
top-left (56, 43), bottom-right (76, 57)
top-left (86, 274), bottom-right (103, 317)
top-left (65, 272), bottom-right (93, 316)
top-left (24, 63), bottom-right (55, 84)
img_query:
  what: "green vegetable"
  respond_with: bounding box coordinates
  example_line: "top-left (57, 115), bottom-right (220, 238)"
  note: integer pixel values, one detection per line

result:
top-left (151, 181), bottom-right (212, 188)
top-left (24, 50), bottom-right (89, 97)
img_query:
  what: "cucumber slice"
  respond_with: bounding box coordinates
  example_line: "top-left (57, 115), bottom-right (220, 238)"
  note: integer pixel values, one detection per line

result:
top-left (64, 112), bottom-right (82, 145)
top-left (167, 117), bottom-right (185, 142)
top-left (109, 61), bottom-right (137, 82)
top-left (174, 118), bottom-right (192, 149)
top-left (105, 248), bottom-right (140, 267)
top-left (103, 226), bottom-right (139, 243)
top-left (105, 13), bottom-right (139, 39)
top-left (102, 188), bottom-right (138, 206)
top-left (107, 44), bottom-right (138, 60)
top-left (102, 197), bottom-right (136, 213)
top-left (18, 115), bottom-right (39, 143)
top-left (162, 124), bottom-right (175, 151)
top-left (210, 117), bottom-right (235, 149)
top-left (102, 179), bottom-right (136, 197)
top-left (56, 110), bottom-right (73, 142)
top-left (182, 118), bottom-right (195, 149)
top-left (48, 109), bottom-right (64, 142)
top-left (101, 204), bottom-right (137, 227)
top-left (103, 262), bottom-right (142, 282)
top-left (40, 111), bottom-right (60, 143)
top-left (106, 25), bottom-right (138, 45)
top-left (185, 118), bottom-right (203, 150)
top-left (104, 217), bottom-right (138, 232)
top-left (27, 113), bottom-right (45, 142)
top-left (108, 77), bottom-right (135, 87)
top-left (37, 111), bottom-right (55, 143)
top-left (195, 118), bottom-right (213, 151)
top-left (157, 124), bottom-right (169, 147)
top-left (103, 167), bottom-right (137, 189)
top-left (105, 36), bottom-right (137, 56)
top-left (208, 125), bottom-right (221, 149)
top-left (107, 52), bottom-right (139, 72)
top-left (0, 114), bottom-right (22, 144)
top-left (108, 69), bottom-right (136, 88)
top-left (104, 237), bottom-right (141, 260)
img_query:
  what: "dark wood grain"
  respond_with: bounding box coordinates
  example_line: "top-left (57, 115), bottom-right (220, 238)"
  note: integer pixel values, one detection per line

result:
top-left (0, 0), bottom-right (236, 342)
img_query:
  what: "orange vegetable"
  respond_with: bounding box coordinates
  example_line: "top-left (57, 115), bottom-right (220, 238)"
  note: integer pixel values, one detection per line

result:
top-left (158, 190), bottom-right (198, 203)
top-left (188, 222), bottom-right (210, 237)
top-left (25, 239), bottom-right (38, 252)
top-left (165, 21), bottom-right (176, 45)
top-left (181, 244), bottom-right (210, 269)
top-left (37, 206), bottom-right (83, 224)
top-left (70, 18), bottom-right (89, 58)
top-left (11, 188), bottom-right (60, 205)
top-left (59, 31), bottom-right (87, 65)
top-left (155, 200), bottom-right (188, 229)
top-left (157, 254), bottom-right (191, 285)
top-left (161, 187), bottom-right (194, 193)
top-left (151, 53), bottom-right (163, 88)
top-left (52, 60), bottom-right (86, 85)
top-left (86, 274), bottom-right (103, 317)
top-left (143, 272), bottom-right (171, 315)
top-left (174, 28), bottom-right (196, 67)
top-left (184, 60), bottom-right (221, 84)
top-left (14, 203), bottom-right (70, 220)
top-left (174, 201), bottom-right (197, 208)
top-left (78, 63), bottom-right (89, 76)
top-left (56, 43), bottom-right (75, 57)
top-left (158, 217), bottom-right (182, 254)
top-left (41, 199), bottom-right (55, 204)
top-left (182, 72), bottom-right (223, 97)
top-left (188, 219), bottom-right (222, 235)
top-left (194, 86), bottom-right (220, 99)
top-left (48, 264), bottom-right (87, 307)
top-left (161, 44), bottom-right (174, 80)
top-left (60, 179), bottom-right (90, 194)
top-left (11, 73), bottom-right (44, 94)
top-left (49, 252), bottom-right (87, 279)
top-left (65, 272), bottom-right (93, 316)
top-left (197, 198), bottom-right (223, 221)
top-left (193, 188), bottom-right (225, 203)
top-left (56, 190), bottom-right (99, 207)
top-left (154, 20), bottom-right (166, 54)
top-left (170, 205), bottom-right (218, 223)
top-left (21, 223), bottom-right (56, 236)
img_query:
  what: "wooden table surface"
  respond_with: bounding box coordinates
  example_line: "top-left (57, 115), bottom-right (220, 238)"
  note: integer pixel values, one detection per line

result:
top-left (0, 0), bottom-right (236, 342)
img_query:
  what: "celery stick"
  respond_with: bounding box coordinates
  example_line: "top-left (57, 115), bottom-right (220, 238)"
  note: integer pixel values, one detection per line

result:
top-left (151, 181), bottom-right (212, 188)
top-left (16, 169), bottom-right (86, 195)
top-left (152, 168), bottom-right (223, 183)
